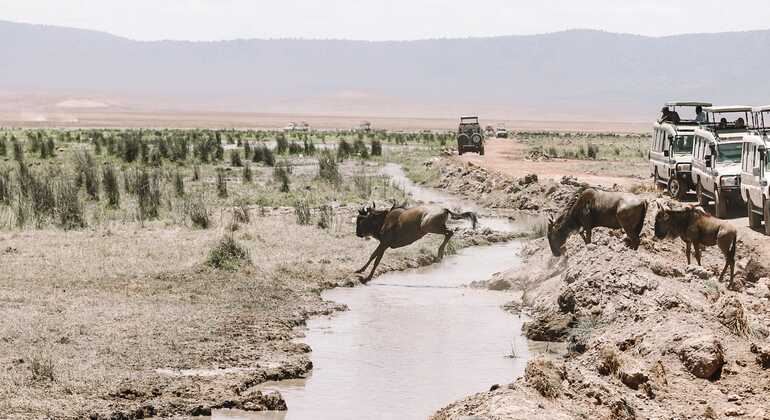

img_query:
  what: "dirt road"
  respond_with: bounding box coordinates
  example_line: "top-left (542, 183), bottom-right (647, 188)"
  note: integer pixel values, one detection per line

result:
top-left (456, 138), bottom-right (645, 189)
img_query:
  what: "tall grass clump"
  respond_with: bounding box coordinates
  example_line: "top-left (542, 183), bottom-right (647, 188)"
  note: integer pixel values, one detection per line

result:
top-left (303, 140), bottom-right (316, 155)
top-left (186, 195), bottom-right (209, 229)
top-left (337, 139), bottom-right (352, 161)
top-left (371, 139), bottom-right (382, 156)
top-left (242, 164), bottom-right (253, 183)
top-left (230, 150), bottom-right (243, 167)
top-left (55, 180), bottom-right (86, 230)
top-left (12, 138), bottom-right (24, 163)
top-left (216, 169), bottom-right (228, 198)
top-left (207, 235), bottom-right (250, 271)
top-left (102, 165), bottom-right (120, 208)
top-left (263, 147), bottom-right (276, 166)
top-left (73, 151), bottom-right (100, 200)
top-left (276, 134), bottom-right (289, 154)
top-left (252, 146), bottom-right (265, 163)
top-left (233, 202), bottom-right (250, 224)
top-left (0, 137), bottom-right (7, 157)
top-left (353, 139), bottom-right (369, 159)
top-left (318, 151), bottom-right (340, 184)
top-left (137, 170), bottom-right (160, 222)
top-left (587, 143), bottom-right (599, 160)
top-left (174, 171), bottom-right (185, 197)
top-left (317, 204), bottom-right (334, 229)
top-left (274, 160), bottom-right (291, 192)
top-left (294, 199), bottom-right (311, 225)
top-left (0, 169), bottom-right (11, 205)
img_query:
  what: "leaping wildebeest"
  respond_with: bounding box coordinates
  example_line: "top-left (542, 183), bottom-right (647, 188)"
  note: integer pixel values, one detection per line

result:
top-left (547, 188), bottom-right (648, 256)
top-left (355, 202), bottom-right (477, 282)
top-left (654, 202), bottom-right (737, 282)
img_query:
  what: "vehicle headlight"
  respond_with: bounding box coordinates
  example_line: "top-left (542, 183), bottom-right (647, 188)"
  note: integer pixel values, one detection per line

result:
top-left (721, 176), bottom-right (739, 187)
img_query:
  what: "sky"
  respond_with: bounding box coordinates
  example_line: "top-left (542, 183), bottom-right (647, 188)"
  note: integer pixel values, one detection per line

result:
top-left (2, 0), bottom-right (770, 41)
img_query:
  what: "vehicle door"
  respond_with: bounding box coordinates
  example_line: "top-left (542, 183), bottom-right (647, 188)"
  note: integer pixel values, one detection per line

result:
top-left (741, 142), bottom-right (756, 203)
top-left (650, 128), bottom-right (664, 177)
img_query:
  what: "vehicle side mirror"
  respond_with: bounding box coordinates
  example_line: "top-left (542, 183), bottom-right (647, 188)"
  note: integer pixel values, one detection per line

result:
top-left (663, 150), bottom-right (670, 157)
top-left (705, 155), bottom-right (712, 166)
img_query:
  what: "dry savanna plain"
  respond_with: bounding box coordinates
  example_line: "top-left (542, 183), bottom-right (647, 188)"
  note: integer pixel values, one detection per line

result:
top-left (1, 120), bottom-right (769, 420)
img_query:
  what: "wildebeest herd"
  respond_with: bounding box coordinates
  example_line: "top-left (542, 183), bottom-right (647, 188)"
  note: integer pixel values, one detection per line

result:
top-left (355, 187), bottom-right (738, 283)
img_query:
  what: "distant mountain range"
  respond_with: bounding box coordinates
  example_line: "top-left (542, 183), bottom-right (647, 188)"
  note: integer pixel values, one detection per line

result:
top-left (2, 20), bottom-right (770, 121)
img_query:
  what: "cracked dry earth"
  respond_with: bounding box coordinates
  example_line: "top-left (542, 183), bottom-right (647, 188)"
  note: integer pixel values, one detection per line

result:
top-left (426, 158), bottom-right (770, 420)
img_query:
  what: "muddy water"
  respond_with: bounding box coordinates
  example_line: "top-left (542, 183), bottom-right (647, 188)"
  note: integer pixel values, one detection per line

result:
top-left (213, 165), bottom-right (534, 420)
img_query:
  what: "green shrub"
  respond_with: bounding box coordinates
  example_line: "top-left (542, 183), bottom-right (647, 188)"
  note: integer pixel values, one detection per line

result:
top-left (55, 179), bottom-right (86, 230)
top-left (207, 235), bottom-right (249, 271)
top-left (187, 195), bottom-right (209, 229)
top-left (137, 170), bottom-right (160, 221)
top-left (263, 147), bottom-right (276, 166)
top-left (337, 139), bottom-right (352, 161)
top-left (371, 139), bottom-right (382, 156)
top-left (317, 204), bottom-right (334, 229)
top-left (276, 134), bottom-right (289, 154)
top-left (274, 161), bottom-right (291, 192)
top-left (174, 171), bottom-right (185, 197)
top-left (294, 199), bottom-right (311, 225)
top-left (230, 150), bottom-right (243, 167)
top-left (216, 169), bottom-right (228, 198)
top-left (242, 164), bottom-right (253, 183)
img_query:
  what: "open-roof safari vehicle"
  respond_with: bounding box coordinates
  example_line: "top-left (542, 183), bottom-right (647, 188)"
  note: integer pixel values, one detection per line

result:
top-left (691, 105), bottom-right (751, 218)
top-left (495, 123), bottom-right (508, 138)
top-left (741, 106), bottom-right (770, 234)
top-left (457, 116), bottom-right (484, 155)
top-left (650, 101), bottom-right (712, 199)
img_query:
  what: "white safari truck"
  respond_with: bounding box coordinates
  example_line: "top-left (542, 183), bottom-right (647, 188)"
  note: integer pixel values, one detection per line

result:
top-left (650, 101), bottom-right (712, 199)
top-left (741, 106), bottom-right (770, 234)
top-left (691, 106), bottom-right (751, 218)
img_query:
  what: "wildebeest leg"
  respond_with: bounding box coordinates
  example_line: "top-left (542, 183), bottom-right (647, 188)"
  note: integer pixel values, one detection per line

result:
top-left (582, 227), bottom-right (592, 244)
top-left (685, 241), bottom-right (692, 265)
top-left (356, 243), bottom-right (387, 273)
top-left (718, 236), bottom-right (737, 282)
top-left (365, 247), bottom-right (388, 283)
top-left (437, 229), bottom-right (454, 260)
top-left (693, 242), bottom-right (702, 266)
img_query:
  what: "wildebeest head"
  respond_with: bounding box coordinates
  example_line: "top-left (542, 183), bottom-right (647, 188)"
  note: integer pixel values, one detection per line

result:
top-left (654, 202), bottom-right (697, 239)
top-left (546, 215), bottom-right (567, 257)
top-left (356, 202), bottom-right (387, 238)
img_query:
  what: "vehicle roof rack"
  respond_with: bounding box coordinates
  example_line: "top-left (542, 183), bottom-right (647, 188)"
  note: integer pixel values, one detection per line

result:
top-left (666, 101), bottom-right (712, 107)
top-left (752, 105), bottom-right (770, 113)
top-left (704, 105), bottom-right (753, 113)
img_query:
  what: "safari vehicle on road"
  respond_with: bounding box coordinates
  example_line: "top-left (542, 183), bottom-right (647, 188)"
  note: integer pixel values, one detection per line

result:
top-left (650, 101), bottom-right (712, 199)
top-left (741, 106), bottom-right (770, 234)
top-left (457, 116), bottom-right (484, 155)
top-left (495, 124), bottom-right (508, 138)
top-left (691, 105), bottom-right (752, 218)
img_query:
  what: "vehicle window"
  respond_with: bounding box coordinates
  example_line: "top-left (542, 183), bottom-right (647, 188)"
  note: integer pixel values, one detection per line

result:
top-left (717, 143), bottom-right (742, 163)
top-left (672, 135), bottom-right (693, 154)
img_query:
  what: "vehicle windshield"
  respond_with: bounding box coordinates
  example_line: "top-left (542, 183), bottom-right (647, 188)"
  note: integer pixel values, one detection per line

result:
top-left (717, 143), bottom-right (743, 163)
top-left (672, 135), bottom-right (693, 154)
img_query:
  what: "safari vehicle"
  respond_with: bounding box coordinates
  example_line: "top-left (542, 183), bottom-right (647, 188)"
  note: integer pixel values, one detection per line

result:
top-left (495, 124), bottom-right (508, 138)
top-left (690, 105), bottom-right (752, 218)
top-left (484, 125), bottom-right (495, 138)
top-left (740, 106), bottom-right (770, 234)
top-left (457, 116), bottom-right (484, 155)
top-left (650, 101), bottom-right (712, 199)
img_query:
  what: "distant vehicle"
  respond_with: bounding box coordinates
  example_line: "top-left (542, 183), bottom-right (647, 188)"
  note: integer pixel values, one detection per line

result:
top-left (650, 101), bottom-right (712, 199)
top-left (457, 116), bottom-right (484, 155)
top-left (495, 124), bottom-right (508, 139)
top-left (691, 105), bottom-right (752, 218)
top-left (358, 121), bottom-right (372, 133)
top-left (740, 106), bottom-right (770, 234)
top-left (284, 121), bottom-right (310, 133)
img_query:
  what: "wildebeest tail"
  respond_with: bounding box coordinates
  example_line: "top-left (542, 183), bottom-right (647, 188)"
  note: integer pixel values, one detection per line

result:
top-left (447, 209), bottom-right (478, 230)
top-left (634, 199), bottom-right (648, 239)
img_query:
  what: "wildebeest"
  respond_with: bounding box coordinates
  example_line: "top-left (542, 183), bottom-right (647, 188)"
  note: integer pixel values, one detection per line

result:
top-left (654, 202), bottom-right (737, 282)
top-left (547, 188), bottom-right (648, 256)
top-left (355, 201), bottom-right (477, 283)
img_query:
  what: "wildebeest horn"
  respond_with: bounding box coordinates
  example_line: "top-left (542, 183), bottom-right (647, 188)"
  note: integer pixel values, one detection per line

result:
top-left (547, 215), bottom-right (554, 225)
top-left (371, 201), bottom-right (376, 209)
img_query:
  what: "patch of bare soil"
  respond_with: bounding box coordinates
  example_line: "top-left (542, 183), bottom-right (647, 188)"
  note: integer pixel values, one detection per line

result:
top-left (429, 158), bottom-right (770, 420)
top-left (0, 203), bottom-right (512, 419)
top-left (456, 139), bottom-right (647, 189)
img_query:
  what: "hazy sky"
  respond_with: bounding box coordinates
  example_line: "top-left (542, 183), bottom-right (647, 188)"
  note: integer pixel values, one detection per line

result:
top-left (2, 0), bottom-right (770, 41)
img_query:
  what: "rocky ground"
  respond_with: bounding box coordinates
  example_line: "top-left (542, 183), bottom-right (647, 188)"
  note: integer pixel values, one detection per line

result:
top-left (427, 158), bottom-right (770, 420)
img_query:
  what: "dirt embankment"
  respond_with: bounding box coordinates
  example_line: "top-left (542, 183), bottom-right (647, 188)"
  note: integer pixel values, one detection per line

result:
top-left (427, 159), bottom-right (770, 420)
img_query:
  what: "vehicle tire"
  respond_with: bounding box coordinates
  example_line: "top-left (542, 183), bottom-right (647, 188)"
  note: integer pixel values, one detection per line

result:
top-left (668, 176), bottom-right (686, 201)
top-left (471, 133), bottom-right (482, 145)
top-left (458, 148), bottom-right (464, 156)
top-left (479, 147), bottom-right (485, 156)
top-left (748, 198), bottom-right (762, 229)
top-left (764, 196), bottom-right (770, 236)
top-left (697, 181), bottom-right (708, 207)
top-left (714, 186), bottom-right (728, 219)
